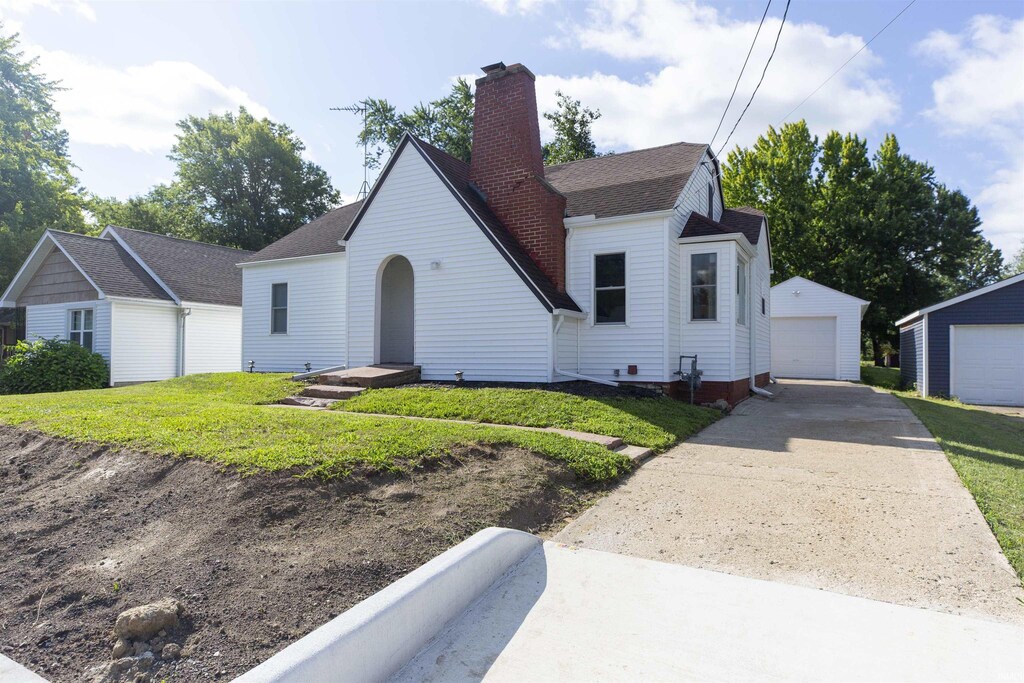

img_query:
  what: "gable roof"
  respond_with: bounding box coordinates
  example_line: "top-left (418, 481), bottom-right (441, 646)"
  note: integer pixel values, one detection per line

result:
top-left (105, 226), bottom-right (252, 306)
top-left (48, 231), bottom-right (172, 301)
top-left (719, 207), bottom-right (765, 244)
top-left (345, 134), bottom-right (581, 313)
top-left (895, 272), bottom-right (1024, 327)
top-left (771, 276), bottom-right (870, 309)
top-left (242, 201), bottom-right (363, 264)
top-left (544, 142), bottom-right (708, 218)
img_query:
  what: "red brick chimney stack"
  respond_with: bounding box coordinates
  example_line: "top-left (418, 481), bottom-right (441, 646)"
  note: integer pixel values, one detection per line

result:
top-left (469, 62), bottom-right (568, 293)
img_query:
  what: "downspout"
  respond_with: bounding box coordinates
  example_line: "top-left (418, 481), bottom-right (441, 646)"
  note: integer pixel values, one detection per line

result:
top-left (553, 313), bottom-right (618, 387)
top-left (178, 306), bottom-right (191, 377)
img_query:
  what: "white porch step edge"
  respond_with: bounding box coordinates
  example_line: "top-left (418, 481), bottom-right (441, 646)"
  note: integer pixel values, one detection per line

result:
top-left (0, 654), bottom-right (48, 682)
top-left (233, 527), bottom-right (541, 683)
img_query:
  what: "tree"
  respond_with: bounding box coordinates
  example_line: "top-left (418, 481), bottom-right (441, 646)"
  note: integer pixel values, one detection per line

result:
top-left (723, 123), bottom-right (1002, 363)
top-left (542, 91), bottom-right (602, 164)
top-left (1008, 240), bottom-right (1024, 275)
top-left (0, 27), bottom-right (86, 293)
top-left (169, 107), bottom-right (339, 251)
top-left (358, 81), bottom-right (603, 169)
top-left (87, 184), bottom-right (205, 238)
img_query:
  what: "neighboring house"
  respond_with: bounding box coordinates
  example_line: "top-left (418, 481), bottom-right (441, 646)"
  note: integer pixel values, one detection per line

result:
top-left (239, 62), bottom-right (772, 404)
top-left (0, 227), bottom-right (252, 385)
top-left (897, 273), bottom-right (1024, 407)
top-left (770, 277), bottom-right (869, 381)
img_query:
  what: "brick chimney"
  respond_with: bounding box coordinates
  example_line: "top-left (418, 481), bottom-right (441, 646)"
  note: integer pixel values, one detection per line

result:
top-left (469, 62), bottom-right (567, 292)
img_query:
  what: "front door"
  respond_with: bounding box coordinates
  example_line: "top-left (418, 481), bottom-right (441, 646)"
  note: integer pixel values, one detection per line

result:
top-left (378, 256), bottom-right (414, 364)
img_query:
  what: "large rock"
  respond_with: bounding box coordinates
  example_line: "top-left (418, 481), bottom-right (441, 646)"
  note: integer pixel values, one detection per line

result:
top-left (113, 598), bottom-right (182, 641)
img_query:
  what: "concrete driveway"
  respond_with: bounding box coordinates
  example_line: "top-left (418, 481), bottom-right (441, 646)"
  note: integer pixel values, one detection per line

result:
top-left (557, 380), bottom-right (1024, 624)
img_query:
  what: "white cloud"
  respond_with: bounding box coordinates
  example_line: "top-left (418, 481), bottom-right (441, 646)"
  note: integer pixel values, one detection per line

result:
top-left (0, 0), bottom-right (94, 21)
top-left (533, 0), bottom-right (899, 154)
top-left (32, 47), bottom-right (271, 153)
top-left (916, 15), bottom-right (1024, 142)
top-left (475, 0), bottom-right (552, 16)
top-left (917, 16), bottom-right (1024, 259)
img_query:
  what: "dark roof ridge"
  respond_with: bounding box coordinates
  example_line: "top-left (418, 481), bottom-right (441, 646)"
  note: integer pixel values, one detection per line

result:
top-left (108, 225), bottom-right (253, 255)
top-left (545, 141), bottom-right (708, 171)
top-left (46, 229), bottom-right (108, 241)
top-left (688, 212), bottom-right (733, 235)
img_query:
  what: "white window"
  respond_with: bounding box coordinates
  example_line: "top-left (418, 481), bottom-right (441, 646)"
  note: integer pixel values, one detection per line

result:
top-left (271, 283), bottom-right (288, 334)
top-left (691, 253), bottom-right (717, 320)
top-left (69, 309), bottom-right (94, 351)
top-left (594, 253), bottom-right (626, 324)
top-left (736, 260), bottom-right (748, 325)
top-left (707, 182), bottom-right (714, 217)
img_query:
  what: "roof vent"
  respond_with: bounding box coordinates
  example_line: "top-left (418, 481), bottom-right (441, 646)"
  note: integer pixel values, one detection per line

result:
top-left (480, 61), bottom-right (506, 75)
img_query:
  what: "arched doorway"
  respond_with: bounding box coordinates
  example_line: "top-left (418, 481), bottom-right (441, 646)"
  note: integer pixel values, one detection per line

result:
top-left (377, 255), bottom-right (414, 364)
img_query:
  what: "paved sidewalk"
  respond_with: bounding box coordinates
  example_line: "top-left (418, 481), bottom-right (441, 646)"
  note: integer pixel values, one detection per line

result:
top-left (557, 380), bottom-right (1024, 623)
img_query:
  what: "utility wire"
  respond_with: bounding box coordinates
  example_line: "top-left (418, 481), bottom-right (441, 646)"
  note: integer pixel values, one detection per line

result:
top-left (716, 0), bottom-right (792, 157)
top-left (779, 0), bottom-right (917, 123)
top-left (708, 0), bottom-right (774, 151)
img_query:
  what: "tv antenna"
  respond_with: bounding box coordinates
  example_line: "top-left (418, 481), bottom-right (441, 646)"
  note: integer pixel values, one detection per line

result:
top-left (331, 101), bottom-right (370, 201)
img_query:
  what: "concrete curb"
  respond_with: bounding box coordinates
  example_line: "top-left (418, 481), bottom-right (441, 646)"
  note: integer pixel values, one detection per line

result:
top-left (0, 654), bottom-right (48, 682)
top-left (233, 527), bottom-right (542, 683)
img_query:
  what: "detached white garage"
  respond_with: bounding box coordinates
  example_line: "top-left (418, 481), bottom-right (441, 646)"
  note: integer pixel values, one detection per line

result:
top-left (770, 277), bottom-right (869, 381)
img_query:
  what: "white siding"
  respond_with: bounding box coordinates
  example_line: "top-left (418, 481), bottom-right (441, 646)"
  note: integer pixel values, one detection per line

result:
top-left (566, 216), bottom-right (667, 383)
top-left (346, 144), bottom-right (552, 382)
top-left (241, 254), bottom-right (347, 373)
top-left (771, 277), bottom-right (864, 381)
top-left (109, 299), bottom-right (178, 384)
top-left (25, 299), bottom-right (112, 362)
top-left (554, 315), bottom-right (580, 378)
top-left (183, 303), bottom-right (242, 374)
top-left (674, 149), bottom-right (722, 221)
top-left (753, 225), bottom-right (772, 376)
top-left (677, 241), bottom-right (735, 382)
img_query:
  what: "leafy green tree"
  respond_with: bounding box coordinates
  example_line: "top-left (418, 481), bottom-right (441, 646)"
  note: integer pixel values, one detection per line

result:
top-left (542, 91), bottom-right (602, 164)
top-left (1008, 240), bottom-right (1024, 275)
top-left (358, 81), bottom-right (603, 169)
top-left (87, 184), bottom-right (205, 238)
top-left (170, 107), bottom-right (339, 251)
top-left (0, 27), bottom-right (86, 293)
top-left (722, 122), bottom-right (820, 282)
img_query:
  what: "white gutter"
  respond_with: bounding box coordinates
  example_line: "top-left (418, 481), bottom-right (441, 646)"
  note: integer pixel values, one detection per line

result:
top-left (237, 252), bottom-right (346, 268)
top-left (563, 209), bottom-right (674, 229)
top-left (552, 308), bottom-right (586, 319)
top-left (552, 313), bottom-right (618, 387)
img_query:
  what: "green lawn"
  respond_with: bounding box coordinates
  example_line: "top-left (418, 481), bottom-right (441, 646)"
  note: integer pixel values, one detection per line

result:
top-left (338, 385), bottom-right (720, 451)
top-left (0, 374), bottom-right (630, 482)
top-left (900, 395), bottom-right (1024, 580)
top-left (860, 361), bottom-right (902, 390)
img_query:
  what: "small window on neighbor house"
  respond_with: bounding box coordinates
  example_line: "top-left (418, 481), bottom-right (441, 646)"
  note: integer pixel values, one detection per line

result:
top-left (691, 253), bottom-right (717, 320)
top-left (762, 297), bottom-right (766, 316)
top-left (271, 283), bottom-right (288, 334)
top-left (707, 182), bottom-right (714, 217)
top-left (69, 309), bottom-right (93, 352)
top-left (594, 253), bottom-right (626, 324)
top-left (736, 261), bottom-right (748, 325)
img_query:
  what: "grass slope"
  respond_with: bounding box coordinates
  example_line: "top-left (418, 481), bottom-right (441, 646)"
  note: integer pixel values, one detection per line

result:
top-left (901, 396), bottom-right (1024, 580)
top-left (0, 374), bottom-right (630, 482)
top-left (339, 385), bottom-right (719, 451)
top-left (860, 362), bottom-right (902, 390)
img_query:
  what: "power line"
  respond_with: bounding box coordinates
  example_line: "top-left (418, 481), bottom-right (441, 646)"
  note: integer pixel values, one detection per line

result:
top-left (780, 0), bottom-right (917, 123)
top-left (716, 0), bottom-right (792, 157)
top-left (708, 0), bottom-right (774, 152)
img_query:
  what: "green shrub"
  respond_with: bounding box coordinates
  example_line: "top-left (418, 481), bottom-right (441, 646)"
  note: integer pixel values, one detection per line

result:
top-left (0, 338), bottom-right (109, 394)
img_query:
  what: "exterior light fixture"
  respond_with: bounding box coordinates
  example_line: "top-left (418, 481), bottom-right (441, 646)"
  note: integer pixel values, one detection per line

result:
top-left (454, 370), bottom-right (464, 383)
top-left (305, 362), bottom-right (312, 373)
top-left (248, 360), bottom-right (255, 373)
top-left (430, 260), bottom-right (441, 270)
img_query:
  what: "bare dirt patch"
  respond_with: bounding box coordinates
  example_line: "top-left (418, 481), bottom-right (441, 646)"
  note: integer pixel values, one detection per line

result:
top-left (0, 425), bottom-right (599, 682)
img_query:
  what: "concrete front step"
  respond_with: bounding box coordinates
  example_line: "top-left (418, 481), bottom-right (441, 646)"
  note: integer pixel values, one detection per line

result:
top-left (615, 444), bottom-right (654, 464)
top-left (300, 385), bottom-right (366, 400)
top-left (318, 364), bottom-right (421, 389)
top-left (279, 395), bottom-right (339, 409)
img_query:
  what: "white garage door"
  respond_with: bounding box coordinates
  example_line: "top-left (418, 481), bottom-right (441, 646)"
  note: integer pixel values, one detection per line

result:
top-left (771, 317), bottom-right (837, 379)
top-left (951, 325), bottom-right (1024, 406)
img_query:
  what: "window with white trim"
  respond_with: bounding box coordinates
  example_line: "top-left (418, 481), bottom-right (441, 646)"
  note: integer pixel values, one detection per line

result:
top-left (271, 283), bottom-right (288, 334)
top-left (69, 309), bottom-right (94, 351)
top-left (736, 260), bottom-right (748, 325)
top-left (594, 253), bottom-right (626, 324)
top-left (690, 253), bottom-right (717, 320)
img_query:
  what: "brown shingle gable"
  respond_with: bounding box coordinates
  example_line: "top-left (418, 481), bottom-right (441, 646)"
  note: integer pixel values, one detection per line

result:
top-left (544, 142), bottom-right (708, 218)
top-left (48, 231), bottom-right (172, 301)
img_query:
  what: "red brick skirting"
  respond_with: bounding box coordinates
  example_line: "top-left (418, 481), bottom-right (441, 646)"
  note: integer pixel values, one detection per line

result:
top-left (754, 372), bottom-right (770, 388)
top-left (634, 378), bottom-right (753, 407)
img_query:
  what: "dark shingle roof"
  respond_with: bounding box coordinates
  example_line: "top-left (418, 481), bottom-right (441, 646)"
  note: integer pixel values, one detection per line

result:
top-left (108, 227), bottom-right (252, 306)
top-left (544, 142), bottom-right (708, 218)
top-left (242, 202), bottom-right (363, 264)
top-left (48, 231), bottom-right (172, 301)
top-left (719, 207), bottom-right (765, 244)
top-left (411, 137), bottom-right (582, 313)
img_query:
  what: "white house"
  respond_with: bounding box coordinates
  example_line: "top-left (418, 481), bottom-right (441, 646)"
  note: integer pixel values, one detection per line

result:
top-left (1, 227), bottom-right (251, 385)
top-left (240, 62), bottom-right (773, 404)
top-left (770, 277), bottom-right (870, 381)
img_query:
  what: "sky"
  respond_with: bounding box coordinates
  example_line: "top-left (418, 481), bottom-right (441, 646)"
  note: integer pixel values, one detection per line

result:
top-left (2, 0), bottom-right (1022, 258)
